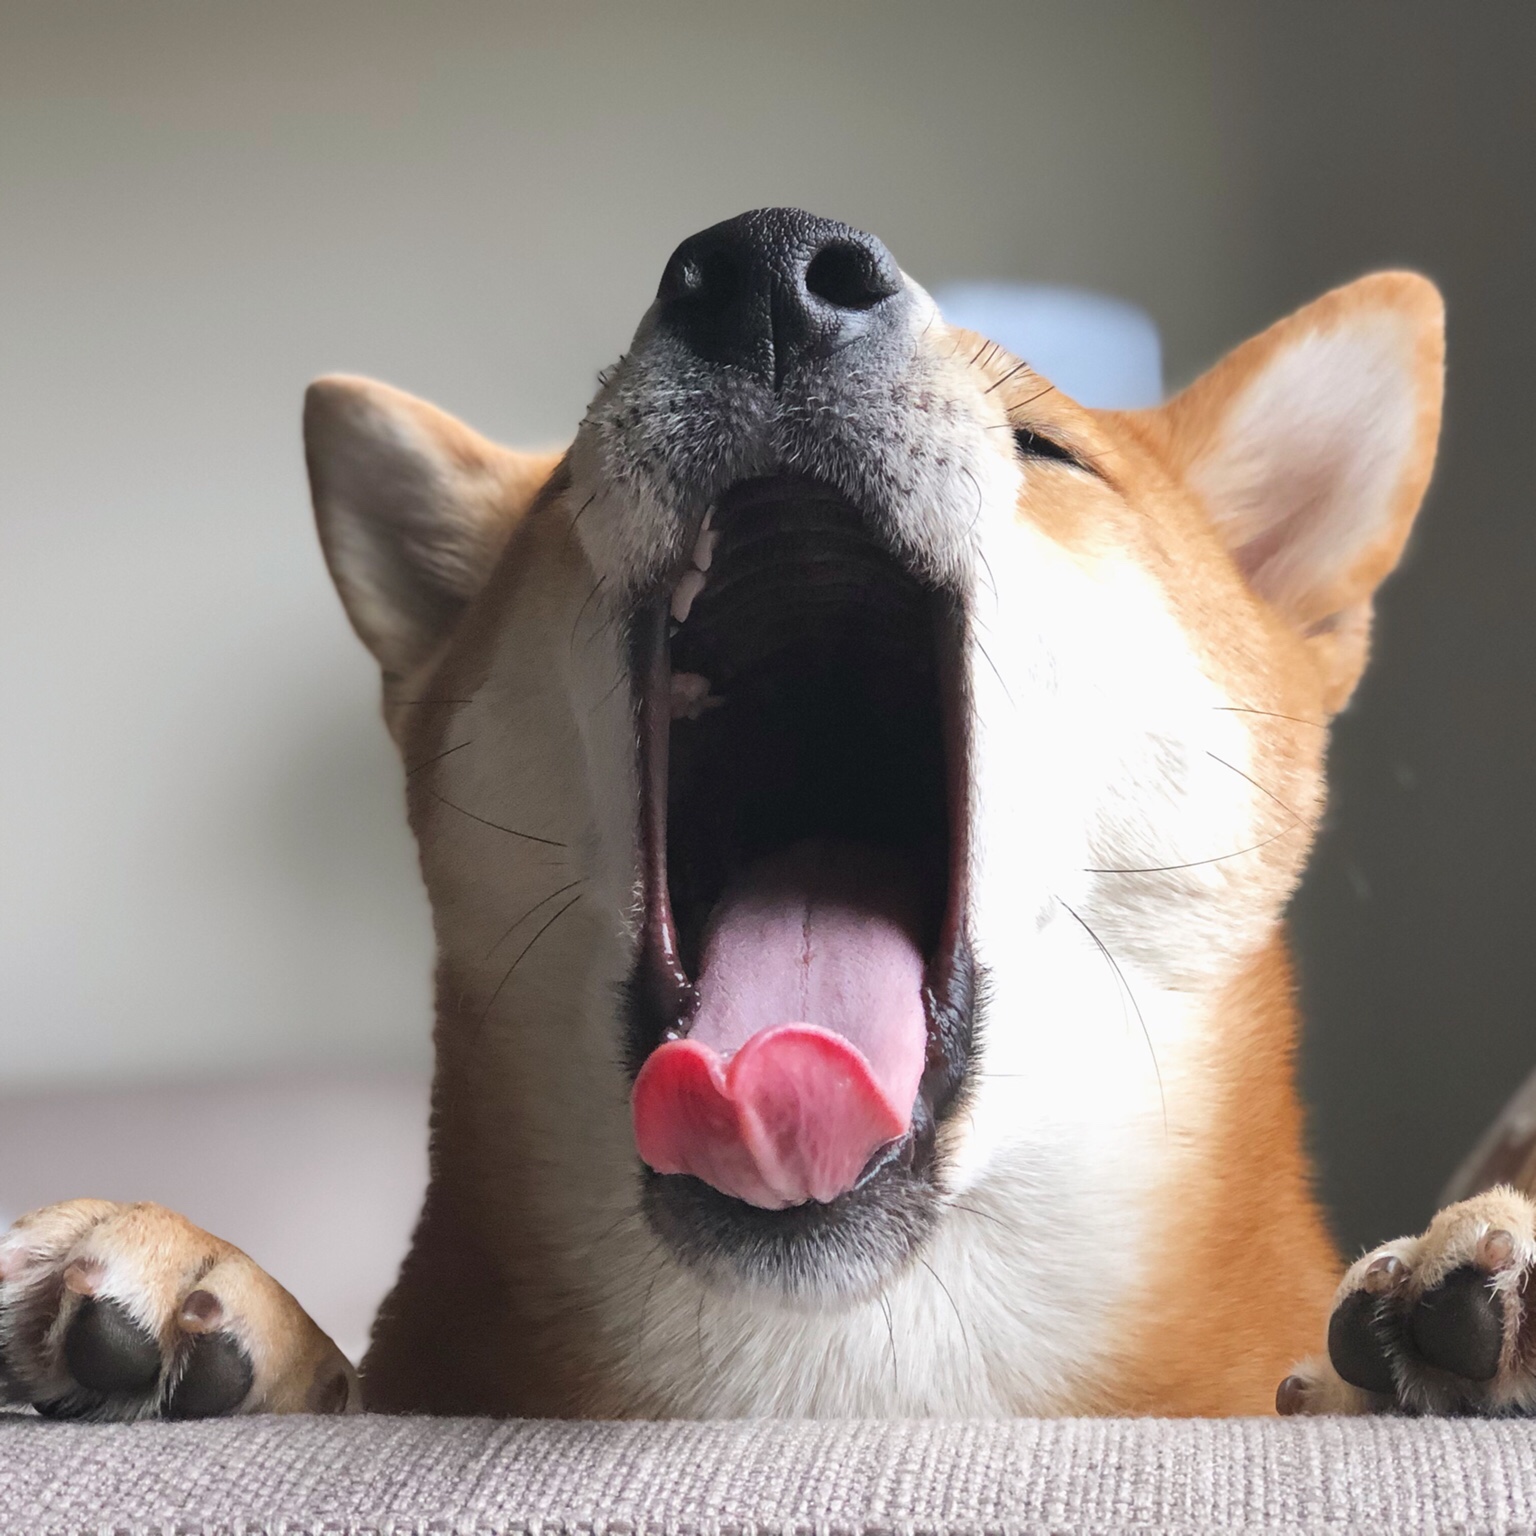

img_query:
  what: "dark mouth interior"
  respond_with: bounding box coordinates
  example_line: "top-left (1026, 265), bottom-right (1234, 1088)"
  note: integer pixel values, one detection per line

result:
top-left (648, 476), bottom-right (955, 1007)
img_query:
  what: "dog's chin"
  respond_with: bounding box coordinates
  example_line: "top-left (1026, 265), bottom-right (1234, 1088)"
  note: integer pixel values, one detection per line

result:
top-left (637, 1159), bottom-right (941, 1306)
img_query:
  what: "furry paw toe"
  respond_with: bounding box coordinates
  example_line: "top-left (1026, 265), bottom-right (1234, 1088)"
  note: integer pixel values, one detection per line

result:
top-left (0, 1200), bottom-right (357, 1420)
top-left (1282, 1187), bottom-right (1536, 1416)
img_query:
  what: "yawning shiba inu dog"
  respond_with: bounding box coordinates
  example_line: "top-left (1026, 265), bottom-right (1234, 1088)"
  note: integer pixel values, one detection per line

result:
top-left (3, 209), bottom-right (1522, 1423)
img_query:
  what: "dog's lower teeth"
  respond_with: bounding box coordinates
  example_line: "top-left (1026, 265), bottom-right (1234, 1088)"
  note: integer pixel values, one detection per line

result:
top-left (671, 568), bottom-right (706, 624)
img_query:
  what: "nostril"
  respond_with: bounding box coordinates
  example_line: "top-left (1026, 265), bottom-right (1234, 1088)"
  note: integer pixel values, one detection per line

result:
top-left (661, 243), bottom-right (742, 315)
top-left (804, 240), bottom-right (899, 311)
top-left (662, 254), bottom-right (703, 300)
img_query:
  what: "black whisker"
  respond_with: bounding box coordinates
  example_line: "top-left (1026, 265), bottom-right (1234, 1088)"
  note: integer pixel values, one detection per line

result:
top-left (585, 1205), bottom-right (643, 1254)
top-left (1216, 705), bottom-right (1327, 730)
top-left (589, 667), bottom-right (631, 715)
top-left (919, 1257), bottom-right (973, 1371)
top-left (1085, 820), bottom-right (1306, 875)
top-left (483, 879), bottom-right (586, 962)
top-left (947, 1201), bottom-right (1013, 1232)
top-left (959, 464), bottom-right (985, 532)
top-left (390, 697), bottom-right (475, 708)
top-left (569, 493), bottom-right (598, 533)
top-left (634, 1245), bottom-right (666, 1368)
top-left (962, 459), bottom-right (1004, 594)
top-left (984, 358), bottom-right (1035, 395)
top-left (571, 574), bottom-right (609, 650)
top-left (877, 1291), bottom-right (899, 1396)
top-left (478, 891), bottom-right (584, 1025)
top-left (404, 740), bottom-right (472, 779)
top-left (424, 789), bottom-right (567, 848)
top-left (1061, 899), bottom-right (1166, 1133)
top-left (973, 635), bottom-right (1015, 709)
top-left (1206, 750), bottom-right (1317, 833)
top-left (1009, 383), bottom-right (1058, 413)
top-left (974, 543), bottom-right (1000, 604)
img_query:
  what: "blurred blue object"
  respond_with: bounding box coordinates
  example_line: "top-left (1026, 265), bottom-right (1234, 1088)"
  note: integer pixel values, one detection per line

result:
top-left (933, 283), bottom-right (1163, 409)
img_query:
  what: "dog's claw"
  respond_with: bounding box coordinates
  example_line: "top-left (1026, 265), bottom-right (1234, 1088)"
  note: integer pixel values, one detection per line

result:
top-left (1362, 1254), bottom-right (1407, 1295)
top-left (178, 1288), bottom-right (225, 1333)
top-left (1477, 1228), bottom-right (1517, 1271)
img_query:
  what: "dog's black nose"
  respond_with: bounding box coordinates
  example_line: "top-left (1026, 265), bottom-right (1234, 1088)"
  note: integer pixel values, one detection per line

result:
top-left (656, 208), bottom-right (904, 383)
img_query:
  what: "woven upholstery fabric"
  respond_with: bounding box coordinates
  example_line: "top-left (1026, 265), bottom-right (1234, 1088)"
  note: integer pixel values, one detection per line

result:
top-left (0, 1415), bottom-right (1532, 1535)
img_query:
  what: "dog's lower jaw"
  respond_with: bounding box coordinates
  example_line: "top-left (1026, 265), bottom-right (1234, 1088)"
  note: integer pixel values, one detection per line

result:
top-left (356, 921), bottom-right (1332, 1420)
top-left (360, 552), bottom-right (1336, 1419)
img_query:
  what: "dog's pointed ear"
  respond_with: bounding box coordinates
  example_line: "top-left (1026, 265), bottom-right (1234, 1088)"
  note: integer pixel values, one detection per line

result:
top-left (304, 376), bottom-right (561, 679)
top-left (1136, 272), bottom-right (1444, 712)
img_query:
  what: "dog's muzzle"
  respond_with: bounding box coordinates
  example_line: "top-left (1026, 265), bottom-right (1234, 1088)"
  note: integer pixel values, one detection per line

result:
top-left (601, 209), bottom-right (979, 1294)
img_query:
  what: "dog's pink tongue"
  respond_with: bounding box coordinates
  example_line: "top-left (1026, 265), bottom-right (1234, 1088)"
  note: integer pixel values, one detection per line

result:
top-left (632, 841), bottom-right (927, 1209)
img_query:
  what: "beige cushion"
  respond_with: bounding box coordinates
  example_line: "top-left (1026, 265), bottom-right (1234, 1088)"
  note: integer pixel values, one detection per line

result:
top-left (3, 1414), bottom-right (1534, 1534)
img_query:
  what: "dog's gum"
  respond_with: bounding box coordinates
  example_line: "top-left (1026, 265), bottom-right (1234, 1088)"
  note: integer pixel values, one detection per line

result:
top-left (671, 569), bottom-right (707, 623)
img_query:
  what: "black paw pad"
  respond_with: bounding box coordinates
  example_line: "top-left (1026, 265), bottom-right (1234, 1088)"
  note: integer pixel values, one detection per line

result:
top-left (1410, 1265), bottom-right (1505, 1381)
top-left (165, 1331), bottom-right (253, 1418)
top-left (63, 1296), bottom-right (162, 1395)
top-left (1328, 1288), bottom-right (1398, 1395)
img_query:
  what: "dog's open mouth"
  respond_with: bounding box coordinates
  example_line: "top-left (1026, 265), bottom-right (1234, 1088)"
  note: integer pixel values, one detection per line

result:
top-left (630, 476), bottom-right (972, 1213)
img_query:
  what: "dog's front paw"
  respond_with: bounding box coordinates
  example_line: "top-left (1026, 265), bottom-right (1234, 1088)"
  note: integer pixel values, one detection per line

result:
top-left (1278, 1185), bottom-right (1536, 1416)
top-left (0, 1200), bottom-right (357, 1420)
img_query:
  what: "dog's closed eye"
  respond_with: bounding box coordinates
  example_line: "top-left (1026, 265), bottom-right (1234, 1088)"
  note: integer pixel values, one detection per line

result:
top-left (1012, 425), bottom-right (1084, 469)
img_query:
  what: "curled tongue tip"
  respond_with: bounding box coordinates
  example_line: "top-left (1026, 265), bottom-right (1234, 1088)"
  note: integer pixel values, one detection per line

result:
top-left (634, 838), bottom-right (929, 1209)
top-left (632, 1024), bottom-right (912, 1210)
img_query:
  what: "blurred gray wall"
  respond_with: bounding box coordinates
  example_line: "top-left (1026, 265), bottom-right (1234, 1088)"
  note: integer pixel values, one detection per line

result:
top-left (0, 1), bottom-right (1531, 1255)
top-left (1199, 7), bottom-right (1536, 1254)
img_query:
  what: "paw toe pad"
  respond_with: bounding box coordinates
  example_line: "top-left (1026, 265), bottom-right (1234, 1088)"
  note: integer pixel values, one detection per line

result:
top-left (63, 1296), bottom-right (161, 1396)
top-left (165, 1331), bottom-right (254, 1419)
top-left (1409, 1265), bottom-right (1504, 1382)
top-left (1328, 1289), bottom-right (1397, 1396)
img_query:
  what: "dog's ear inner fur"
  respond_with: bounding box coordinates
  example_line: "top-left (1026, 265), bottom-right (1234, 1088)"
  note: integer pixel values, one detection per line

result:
top-left (304, 376), bottom-right (559, 680)
top-left (1125, 272), bottom-right (1444, 712)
